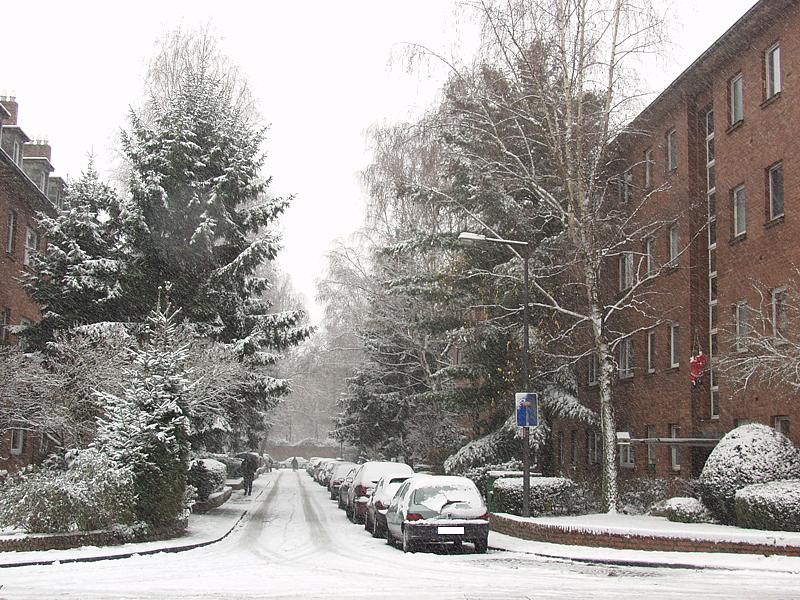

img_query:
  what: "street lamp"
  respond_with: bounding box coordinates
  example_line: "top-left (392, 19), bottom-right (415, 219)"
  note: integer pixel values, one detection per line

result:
top-left (458, 231), bottom-right (533, 518)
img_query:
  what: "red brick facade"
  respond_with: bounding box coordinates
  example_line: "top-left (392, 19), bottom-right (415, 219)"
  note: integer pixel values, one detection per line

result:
top-left (553, 0), bottom-right (800, 482)
top-left (0, 97), bottom-right (60, 473)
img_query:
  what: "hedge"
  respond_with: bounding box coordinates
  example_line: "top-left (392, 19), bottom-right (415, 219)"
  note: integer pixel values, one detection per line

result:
top-left (735, 479), bottom-right (800, 532)
top-left (492, 477), bottom-right (586, 516)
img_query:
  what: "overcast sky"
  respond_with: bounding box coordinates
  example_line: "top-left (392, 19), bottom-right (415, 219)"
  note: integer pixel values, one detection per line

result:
top-left (3, 0), bottom-right (757, 323)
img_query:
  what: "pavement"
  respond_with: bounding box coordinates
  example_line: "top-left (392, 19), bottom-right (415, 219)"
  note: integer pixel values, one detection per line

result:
top-left (2, 471), bottom-right (800, 573)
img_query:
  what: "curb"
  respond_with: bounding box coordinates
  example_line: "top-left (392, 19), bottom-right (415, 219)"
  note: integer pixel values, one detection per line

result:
top-left (0, 486), bottom-right (267, 570)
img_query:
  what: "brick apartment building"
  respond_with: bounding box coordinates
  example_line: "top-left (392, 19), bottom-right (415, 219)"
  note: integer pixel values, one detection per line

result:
top-left (552, 0), bottom-right (800, 482)
top-left (0, 96), bottom-right (63, 472)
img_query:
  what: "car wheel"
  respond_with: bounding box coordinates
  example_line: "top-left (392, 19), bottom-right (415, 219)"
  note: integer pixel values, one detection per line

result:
top-left (474, 539), bottom-right (488, 554)
top-left (402, 529), bottom-right (416, 554)
top-left (386, 528), bottom-right (396, 547)
top-left (371, 521), bottom-right (383, 539)
top-left (347, 507), bottom-right (354, 522)
top-left (364, 513), bottom-right (372, 532)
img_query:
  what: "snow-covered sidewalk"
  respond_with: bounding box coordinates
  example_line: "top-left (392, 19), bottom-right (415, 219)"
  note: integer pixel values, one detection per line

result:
top-left (489, 513), bottom-right (800, 573)
top-left (0, 477), bottom-right (268, 568)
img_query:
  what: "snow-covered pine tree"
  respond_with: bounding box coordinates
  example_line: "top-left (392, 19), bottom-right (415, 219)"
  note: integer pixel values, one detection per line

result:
top-left (93, 301), bottom-right (192, 528)
top-left (21, 162), bottom-right (134, 349)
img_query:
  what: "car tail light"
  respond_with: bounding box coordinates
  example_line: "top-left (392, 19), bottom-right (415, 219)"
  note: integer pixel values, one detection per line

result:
top-left (478, 512), bottom-right (490, 520)
top-left (355, 485), bottom-right (368, 497)
top-left (375, 500), bottom-right (386, 510)
top-left (406, 512), bottom-right (423, 521)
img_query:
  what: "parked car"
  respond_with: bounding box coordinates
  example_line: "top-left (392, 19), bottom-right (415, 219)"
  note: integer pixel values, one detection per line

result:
top-left (306, 457), bottom-right (323, 476)
top-left (338, 466), bottom-right (357, 510)
top-left (385, 475), bottom-right (489, 554)
top-left (365, 474), bottom-right (413, 538)
top-left (329, 462), bottom-right (357, 499)
top-left (317, 459), bottom-right (342, 486)
top-left (347, 461), bottom-right (414, 524)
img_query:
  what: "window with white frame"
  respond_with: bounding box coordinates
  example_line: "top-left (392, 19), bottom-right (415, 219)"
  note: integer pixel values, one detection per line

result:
top-left (768, 162), bottom-right (784, 220)
top-left (710, 368), bottom-right (720, 418)
top-left (588, 352), bottom-right (599, 386)
top-left (619, 252), bottom-right (634, 291)
top-left (619, 429), bottom-right (634, 467)
top-left (644, 148), bottom-right (653, 188)
top-left (12, 140), bottom-right (20, 165)
top-left (0, 307), bottom-right (9, 344)
top-left (39, 172), bottom-right (47, 192)
top-left (669, 424), bottom-right (681, 470)
top-left (735, 301), bottom-right (749, 352)
top-left (645, 424), bottom-right (656, 468)
top-left (619, 169), bottom-right (633, 202)
top-left (570, 430), bottom-right (578, 467)
top-left (10, 428), bottom-right (24, 455)
top-left (772, 287), bottom-right (788, 337)
top-left (6, 211), bottom-right (17, 254)
top-left (730, 73), bottom-right (744, 125)
top-left (647, 329), bottom-right (656, 373)
top-left (645, 237), bottom-right (655, 275)
top-left (618, 337), bottom-right (633, 379)
top-left (774, 416), bottom-right (790, 437)
top-left (669, 322), bottom-right (680, 368)
top-left (668, 223), bottom-right (679, 267)
top-left (766, 43), bottom-right (781, 99)
top-left (24, 227), bottom-right (38, 267)
top-left (732, 185), bottom-right (746, 236)
top-left (587, 431), bottom-right (600, 465)
top-left (667, 129), bottom-right (678, 171)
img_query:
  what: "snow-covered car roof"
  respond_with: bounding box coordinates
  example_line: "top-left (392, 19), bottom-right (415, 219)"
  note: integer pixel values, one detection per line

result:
top-left (353, 461), bottom-right (414, 484)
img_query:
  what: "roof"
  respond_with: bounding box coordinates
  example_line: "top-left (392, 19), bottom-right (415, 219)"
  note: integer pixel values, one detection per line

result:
top-left (0, 149), bottom-right (57, 216)
top-left (1, 124), bottom-right (31, 143)
top-left (0, 104), bottom-right (10, 120)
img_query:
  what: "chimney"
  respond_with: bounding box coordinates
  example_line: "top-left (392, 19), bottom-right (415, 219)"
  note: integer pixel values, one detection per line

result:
top-left (0, 96), bottom-right (18, 125)
top-left (23, 139), bottom-right (52, 161)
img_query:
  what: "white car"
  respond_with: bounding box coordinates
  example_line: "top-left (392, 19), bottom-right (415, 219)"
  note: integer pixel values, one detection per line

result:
top-left (347, 461), bottom-right (414, 524)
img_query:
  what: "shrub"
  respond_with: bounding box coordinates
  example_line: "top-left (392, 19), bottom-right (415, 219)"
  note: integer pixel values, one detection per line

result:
top-left (0, 449), bottom-right (136, 534)
top-left (735, 479), bottom-right (800, 532)
top-left (198, 453), bottom-right (243, 478)
top-left (661, 497), bottom-right (717, 524)
top-left (620, 477), bottom-right (699, 515)
top-left (492, 477), bottom-right (587, 516)
top-left (460, 461), bottom-right (523, 499)
top-left (187, 458), bottom-right (227, 501)
top-left (699, 424), bottom-right (800, 524)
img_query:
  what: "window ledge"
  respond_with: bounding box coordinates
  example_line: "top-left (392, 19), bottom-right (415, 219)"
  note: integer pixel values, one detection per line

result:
top-left (727, 119), bottom-right (744, 134)
top-left (618, 375), bottom-right (635, 383)
top-left (647, 369), bottom-right (656, 376)
top-left (666, 366), bottom-right (680, 373)
top-left (761, 91), bottom-right (782, 109)
top-left (729, 232), bottom-right (747, 246)
top-left (710, 415), bottom-right (720, 420)
top-left (620, 463), bottom-right (635, 470)
top-left (765, 215), bottom-right (785, 229)
top-left (662, 264), bottom-right (679, 274)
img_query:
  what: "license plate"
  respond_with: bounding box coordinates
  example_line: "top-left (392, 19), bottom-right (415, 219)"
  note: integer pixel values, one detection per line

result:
top-left (437, 526), bottom-right (464, 535)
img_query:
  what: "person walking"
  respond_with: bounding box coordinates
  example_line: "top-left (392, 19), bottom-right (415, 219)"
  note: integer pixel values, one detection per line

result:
top-left (241, 453), bottom-right (258, 496)
top-left (291, 457), bottom-right (299, 471)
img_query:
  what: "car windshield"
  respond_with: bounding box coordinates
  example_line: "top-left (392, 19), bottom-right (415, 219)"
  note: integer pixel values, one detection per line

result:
top-left (412, 483), bottom-right (483, 512)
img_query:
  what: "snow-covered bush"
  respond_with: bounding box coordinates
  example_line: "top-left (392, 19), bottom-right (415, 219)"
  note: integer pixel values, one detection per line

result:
top-left (198, 453), bottom-right (244, 479)
top-left (0, 449), bottom-right (135, 534)
top-left (492, 477), bottom-right (587, 516)
top-left (699, 424), bottom-right (800, 524)
top-left (620, 477), bottom-right (698, 515)
top-left (660, 497), bottom-right (717, 524)
top-left (735, 480), bottom-right (800, 532)
top-left (459, 461), bottom-right (523, 499)
top-left (188, 458), bottom-right (227, 501)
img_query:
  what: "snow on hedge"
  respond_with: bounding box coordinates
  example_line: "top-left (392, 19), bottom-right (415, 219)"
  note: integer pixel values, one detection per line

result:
top-left (735, 479), bottom-right (800, 532)
top-left (699, 423), bottom-right (800, 524)
top-left (188, 458), bottom-right (228, 501)
top-left (661, 497), bottom-right (717, 524)
top-left (492, 477), bottom-right (587, 516)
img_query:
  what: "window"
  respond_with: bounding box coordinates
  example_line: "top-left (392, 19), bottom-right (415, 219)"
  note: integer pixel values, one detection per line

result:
top-left (645, 425), bottom-right (656, 468)
top-left (645, 237), bottom-right (655, 275)
top-left (732, 185), bottom-right (746, 237)
top-left (618, 337), bottom-right (633, 379)
top-left (774, 416), bottom-right (790, 437)
top-left (619, 252), bottom-right (634, 291)
top-left (667, 129), bottom-right (677, 171)
top-left (619, 169), bottom-right (633, 202)
top-left (647, 329), bottom-right (656, 373)
top-left (735, 301), bottom-right (749, 352)
top-left (6, 211), bottom-right (17, 254)
top-left (772, 287), bottom-right (788, 337)
top-left (39, 172), bottom-right (47, 192)
top-left (12, 140), bottom-right (20, 165)
top-left (619, 429), bottom-right (634, 468)
top-left (668, 223), bottom-right (679, 267)
top-left (766, 43), bottom-right (781, 99)
top-left (669, 322), bottom-right (680, 368)
top-left (10, 429), bottom-right (24, 455)
top-left (587, 431), bottom-right (600, 465)
top-left (570, 430), bottom-right (578, 467)
top-left (644, 149), bottom-right (653, 188)
top-left (669, 424), bottom-right (681, 470)
top-left (730, 73), bottom-right (744, 125)
top-left (710, 369), bottom-right (720, 418)
top-left (588, 352), bottom-right (599, 386)
top-left (24, 227), bottom-right (38, 267)
top-left (0, 307), bottom-right (9, 344)
top-left (768, 162), bottom-right (784, 220)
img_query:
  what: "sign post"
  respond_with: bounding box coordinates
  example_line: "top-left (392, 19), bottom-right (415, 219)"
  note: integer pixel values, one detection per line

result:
top-left (515, 393), bottom-right (538, 428)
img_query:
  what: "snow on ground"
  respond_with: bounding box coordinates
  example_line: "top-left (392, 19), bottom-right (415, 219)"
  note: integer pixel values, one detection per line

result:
top-left (1, 471), bottom-right (800, 599)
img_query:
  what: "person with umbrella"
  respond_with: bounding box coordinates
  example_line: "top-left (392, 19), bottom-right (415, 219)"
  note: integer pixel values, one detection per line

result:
top-left (237, 452), bottom-right (259, 496)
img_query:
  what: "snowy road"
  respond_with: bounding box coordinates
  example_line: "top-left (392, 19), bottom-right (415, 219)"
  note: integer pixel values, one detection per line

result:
top-left (2, 470), bottom-right (799, 599)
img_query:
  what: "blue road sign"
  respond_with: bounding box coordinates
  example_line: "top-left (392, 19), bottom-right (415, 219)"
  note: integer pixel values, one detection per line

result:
top-left (515, 392), bottom-right (538, 427)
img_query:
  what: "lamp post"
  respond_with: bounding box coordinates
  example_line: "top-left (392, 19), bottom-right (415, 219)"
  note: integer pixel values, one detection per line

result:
top-left (458, 232), bottom-right (532, 517)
